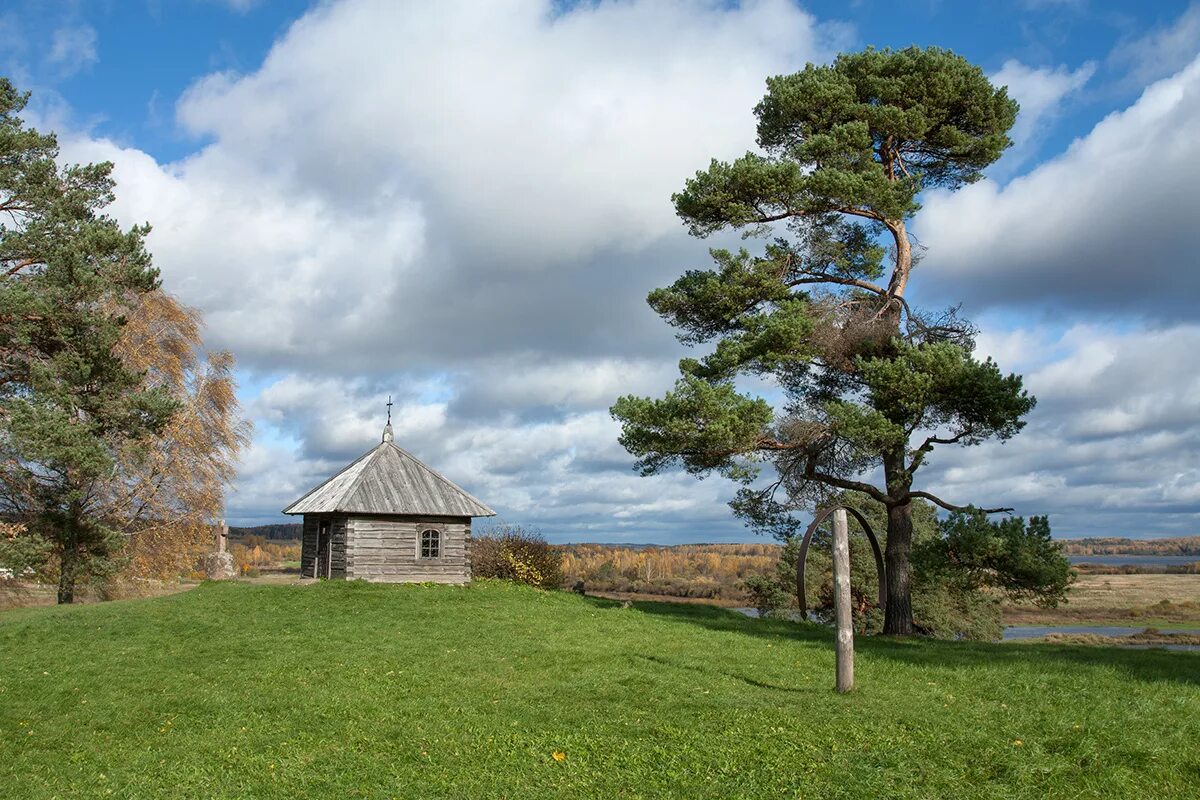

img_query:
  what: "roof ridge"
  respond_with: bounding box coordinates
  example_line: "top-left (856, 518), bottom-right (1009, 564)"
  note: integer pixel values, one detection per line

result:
top-left (281, 444), bottom-right (379, 514)
top-left (385, 441), bottom-right (494, 514)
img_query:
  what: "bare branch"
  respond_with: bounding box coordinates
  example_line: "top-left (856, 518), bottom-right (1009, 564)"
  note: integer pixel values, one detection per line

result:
top-left (907, 490), bottom-right (1011, 514)
top-left (802, 454), bottom-right (893, 505)
top-left (908, 428), bottom-right (973, 473)
top-left (2, 258), bottom-right (40, 278)
top-left (750, 205), bottom-right (886, 227)
top-left (755, 437), bottom-right (805, 451)
top-left (788, 274), bottom-right (888, 296)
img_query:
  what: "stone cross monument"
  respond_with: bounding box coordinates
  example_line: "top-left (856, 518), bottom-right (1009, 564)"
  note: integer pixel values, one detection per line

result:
top-left (201, 519), bottom-right (236, 580)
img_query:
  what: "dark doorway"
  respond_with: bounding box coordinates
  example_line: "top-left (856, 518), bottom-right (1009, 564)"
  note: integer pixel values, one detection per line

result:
top-left (315, 521), bottom-right (332, 579)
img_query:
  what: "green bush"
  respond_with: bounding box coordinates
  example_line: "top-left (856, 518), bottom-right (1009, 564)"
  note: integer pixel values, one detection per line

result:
top-left (910, 579), bottom-right (1002, 640)
top-left (777, 494), bottom-right (1052, 640)
top-left (741, 573), bottom-right (791, 618)
top-left (472, 525), bottom-right (563, 589)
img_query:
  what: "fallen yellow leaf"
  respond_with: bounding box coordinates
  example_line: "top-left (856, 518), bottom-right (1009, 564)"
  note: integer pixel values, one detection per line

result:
top-left (552, 751), bottom-right (566, 762)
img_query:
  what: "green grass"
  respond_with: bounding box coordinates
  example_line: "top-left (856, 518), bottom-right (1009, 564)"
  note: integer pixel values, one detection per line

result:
top-left (1, 581), bottom-right (1198, 799)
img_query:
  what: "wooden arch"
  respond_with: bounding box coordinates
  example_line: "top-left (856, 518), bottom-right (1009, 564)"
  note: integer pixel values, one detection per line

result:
top-left (796, 506), bottom-right (887, 618)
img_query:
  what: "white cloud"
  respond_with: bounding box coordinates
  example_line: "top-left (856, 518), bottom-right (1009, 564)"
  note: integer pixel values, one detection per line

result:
top-left (990, 59), bottom-right (1094, 159)
top-left (45, 0), bottom-right (840, 538)
top-left (38, 0), bottom-right (1200, 540)
top-left (448, 355), bottom-right (674, 418)
top-left (46, 23), bottom-right (97, 77)
top-left (915, 53), bottom-right (1200, 319)
top-left (55, 0), bottom-right (828, 375)
top-left (1109, 1), bottom-right (1200, 89)
top-left (60, 133), bottom-right (428, 372)
top-left (918, 324), bottom-right (1200, 537)
top-left (173, 0), bottom-right (824, 265)
top-left (232, 371), bottom-right (740, 539)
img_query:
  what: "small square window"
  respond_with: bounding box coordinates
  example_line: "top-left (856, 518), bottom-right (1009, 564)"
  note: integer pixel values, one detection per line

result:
top-left (420, 529), bottom-right (441, 559)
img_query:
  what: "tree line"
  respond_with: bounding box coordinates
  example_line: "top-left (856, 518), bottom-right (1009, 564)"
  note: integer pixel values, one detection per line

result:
top-left (0, 79), bottom-right (249, 602)
top-left (229, 523), bottom-right (302, 542)
top-left (1063, 537), bottom-right (1200, 556)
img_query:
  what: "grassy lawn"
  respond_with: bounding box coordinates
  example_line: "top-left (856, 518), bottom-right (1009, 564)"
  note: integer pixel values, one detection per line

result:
top-left (1, 581), bottom-right (1198, 799)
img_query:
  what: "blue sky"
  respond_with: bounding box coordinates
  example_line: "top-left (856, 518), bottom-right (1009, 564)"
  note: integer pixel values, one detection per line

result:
top-left (4, 0), bottom-right (1199, 541)
top-left (16, 1), bottom-right (1183, 164)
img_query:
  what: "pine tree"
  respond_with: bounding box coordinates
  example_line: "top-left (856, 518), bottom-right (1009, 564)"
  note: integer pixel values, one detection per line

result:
top-left (0, 78), bottom-right (176, 602)
top-left (612, 47), bottom-right (1040, 634)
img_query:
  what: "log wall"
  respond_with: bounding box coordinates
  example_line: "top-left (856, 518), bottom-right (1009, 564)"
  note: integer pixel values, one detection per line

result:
top-left (346, 514), bottom-right (472, 584)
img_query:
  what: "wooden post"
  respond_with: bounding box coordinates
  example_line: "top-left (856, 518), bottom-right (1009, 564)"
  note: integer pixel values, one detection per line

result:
top-left (832, 508), bottom-right (854, 693)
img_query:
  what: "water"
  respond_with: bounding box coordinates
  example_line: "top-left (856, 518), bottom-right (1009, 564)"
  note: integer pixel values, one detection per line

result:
top-left (1004, 625), bottom-right (1200, 652)
top-left (735, 607), bottom-right (811, 621)
top-left (1067, 554), bottom-right (1200, 567)
top-left (734, 609), bottom-right (1200, 651)
top-left (1003, 625), bottom-right (1200, 640)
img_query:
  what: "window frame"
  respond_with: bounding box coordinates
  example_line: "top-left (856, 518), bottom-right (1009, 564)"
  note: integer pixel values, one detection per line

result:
top-left (418, 527), bottom-right (443, 559)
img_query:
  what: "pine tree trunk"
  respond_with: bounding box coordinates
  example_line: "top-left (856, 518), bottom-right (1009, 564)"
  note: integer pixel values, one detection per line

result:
top-left (880, 218), bottom-right (915, 635)
top-left (57, 545), bottom-right (77, 605)
top-left (882, 500), bottom-right (914, 634)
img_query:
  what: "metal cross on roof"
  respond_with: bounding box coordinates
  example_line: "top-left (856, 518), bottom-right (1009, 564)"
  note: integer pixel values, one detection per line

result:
top-left (386, 395), bottom-right (393, 425)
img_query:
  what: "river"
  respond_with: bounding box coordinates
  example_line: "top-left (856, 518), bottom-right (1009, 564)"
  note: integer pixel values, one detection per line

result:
top-left (733, 609), bottom-right (1200, 651)
top-left (1003, 625), bottom-right (1200, 651)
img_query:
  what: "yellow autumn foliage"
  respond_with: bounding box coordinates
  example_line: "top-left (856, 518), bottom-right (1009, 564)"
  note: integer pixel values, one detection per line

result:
top-left (100, 290), bottom-right (252, 583)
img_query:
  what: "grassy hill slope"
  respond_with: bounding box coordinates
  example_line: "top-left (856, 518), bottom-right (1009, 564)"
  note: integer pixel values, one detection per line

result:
top-left (1, 581), bottom-right (1197, 799)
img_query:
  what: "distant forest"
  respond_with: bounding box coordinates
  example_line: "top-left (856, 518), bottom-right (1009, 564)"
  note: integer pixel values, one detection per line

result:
top-left (1062, 536), bottom-right (1200, 556)
top-left (229, 524), bottom-right (301, 542)
top-left (228, 524), bottom-right (1200, 558)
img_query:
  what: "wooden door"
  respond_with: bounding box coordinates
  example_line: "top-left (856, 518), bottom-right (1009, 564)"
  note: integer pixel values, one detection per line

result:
top-left (316, 521), bottom-right (332, 579)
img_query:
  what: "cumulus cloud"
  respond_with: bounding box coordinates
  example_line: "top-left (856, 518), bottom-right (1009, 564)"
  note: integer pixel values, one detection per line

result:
top-left (232, 370), bottom-right (739, 540)
top-left (174, 0), bottom-right (821, 263)
top-left (43, 0), bottom-right (842, 537)
top-left (58, 134), bottom-right (429, 372)
top-left (915, 53), bottom-right (1200, 319)
top-left (918, 324), bottom-right (1200, 537)
top-left (990, 59), bottom-right (1094, 161)
top-left (56, 0), bottom-right (827, 375)
top-left (447, 354), bottom-right (674, 420)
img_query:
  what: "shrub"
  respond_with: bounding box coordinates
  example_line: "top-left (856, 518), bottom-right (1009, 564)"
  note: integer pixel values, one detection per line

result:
top-left (472, 524), bottom-right (562, 589)
top-left (911, 579), bottom-right (1002, 641)
top-left (776, 495), bottom-right (1020, 640)
top-left (741, 573), bottom-right (790, 618)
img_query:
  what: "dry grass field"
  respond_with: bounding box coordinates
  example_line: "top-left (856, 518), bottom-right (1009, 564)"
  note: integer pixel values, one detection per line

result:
top-left (1004, 573), bottom-right (1200, 627)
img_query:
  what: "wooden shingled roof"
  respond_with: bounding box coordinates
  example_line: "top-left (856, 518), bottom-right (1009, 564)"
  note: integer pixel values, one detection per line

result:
top-left (282, 436), bottom-right (495, 518)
